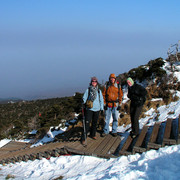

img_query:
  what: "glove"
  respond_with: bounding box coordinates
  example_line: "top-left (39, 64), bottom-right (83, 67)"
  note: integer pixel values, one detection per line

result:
top-left (104, 105), bottom-right (107, 111)
top-left (117, 106), bottom-right (121, 111)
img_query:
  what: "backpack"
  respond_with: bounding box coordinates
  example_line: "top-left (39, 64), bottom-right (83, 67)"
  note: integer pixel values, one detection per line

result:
top-left (105, 81), bottom-right (122, 106)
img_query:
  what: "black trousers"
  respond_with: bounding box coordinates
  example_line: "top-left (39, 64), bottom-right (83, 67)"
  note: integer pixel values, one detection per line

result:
top-left (81, 110), bottom-right (100, 141)
top-left (130, 105), bottom-right (143, 135)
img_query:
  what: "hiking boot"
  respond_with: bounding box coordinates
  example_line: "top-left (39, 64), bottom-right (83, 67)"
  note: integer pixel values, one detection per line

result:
top-left (131, 134), bottom-right (139, 139)
top-left (130, 131), bottom-right (138, 138)
top-left (130, 131), bottom-right (134, 136)
top-left (131, 134), bottom-right (137, 138)
top-left (91, 136), bottom-right (97, 140)
top-left (101, 132), bottom-right (107, 137)
top-left (112, 133), bottom-right (117, 137)
top-left (81, 140), bottom-right (85, 145)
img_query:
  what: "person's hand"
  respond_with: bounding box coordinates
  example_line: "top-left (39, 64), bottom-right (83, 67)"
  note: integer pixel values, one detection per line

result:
top-left (117, 106), bottom-right (121, 111)
top-left (100, 110), bottom-right (104, 116)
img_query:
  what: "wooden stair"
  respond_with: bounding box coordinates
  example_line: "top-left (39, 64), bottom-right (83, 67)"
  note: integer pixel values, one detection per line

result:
top-left (0, 116), bottom-right (180, 164)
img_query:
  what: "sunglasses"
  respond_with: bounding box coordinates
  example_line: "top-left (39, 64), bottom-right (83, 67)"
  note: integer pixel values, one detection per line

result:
top-left (92, 81), bottom-right (97, 82)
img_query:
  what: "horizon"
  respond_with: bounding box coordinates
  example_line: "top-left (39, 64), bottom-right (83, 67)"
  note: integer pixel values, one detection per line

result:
top-left (0, 0), bottom-right (180, 99)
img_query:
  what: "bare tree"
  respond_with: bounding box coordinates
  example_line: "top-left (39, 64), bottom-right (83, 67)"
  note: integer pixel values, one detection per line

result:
top-left (167, 40), bottom-right (180, 62)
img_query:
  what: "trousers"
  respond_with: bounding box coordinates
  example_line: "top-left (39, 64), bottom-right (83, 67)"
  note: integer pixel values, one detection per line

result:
top-left (130, 105), bottom-right (143, 135)
top-left (81, 109), bottom-right (100, 141)
top-left (103, 107), bottom-right (118, 134)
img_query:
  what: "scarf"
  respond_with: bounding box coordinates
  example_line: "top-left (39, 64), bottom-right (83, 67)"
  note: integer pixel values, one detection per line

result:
top-left (89, 85), bottom-right (98, 102)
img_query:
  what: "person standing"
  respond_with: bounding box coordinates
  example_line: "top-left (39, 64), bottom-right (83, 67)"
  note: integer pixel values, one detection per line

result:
top-left (127, 77), bottom-right (147, 138)
top-left (81, 77), bottom-right (104, 145)
top-left (102, 73), bottom-right (123, 137)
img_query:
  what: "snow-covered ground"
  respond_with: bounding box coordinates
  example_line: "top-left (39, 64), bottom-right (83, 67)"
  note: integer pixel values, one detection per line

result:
top-left (0, 144), bottom-right (180, 180)
top-left (1, 96), bottom-right (180, 180)
top-left (0, 61), bottom-right (180, 179)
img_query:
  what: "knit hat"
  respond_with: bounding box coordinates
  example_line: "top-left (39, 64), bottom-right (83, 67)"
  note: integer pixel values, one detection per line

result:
top-left (91, 76), bottom-right (98, 82)
top-left (127, 77), bottom-right (134, 86)
top-left (109, 73), bottom-right (116, 79)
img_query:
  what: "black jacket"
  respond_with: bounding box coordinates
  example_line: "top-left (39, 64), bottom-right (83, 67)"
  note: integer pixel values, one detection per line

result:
top-left (128, 83), bottom-right (147, 106)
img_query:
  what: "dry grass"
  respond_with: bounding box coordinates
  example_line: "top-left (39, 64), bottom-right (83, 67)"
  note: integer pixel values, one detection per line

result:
top-left (118, 114), bottom-right (131, 127)
top-left (168, 111), bottom-right (175, 115)
top-left (146, 100), bottom-right (164, 109)
top-left (53, 176), bottom-right (64, 180)
top-left (5, 174), bottom-right (15, 179)
top-left (172, 95), bottom-right (179, 102)
top-left (121, 103), bottom-right (130, 114)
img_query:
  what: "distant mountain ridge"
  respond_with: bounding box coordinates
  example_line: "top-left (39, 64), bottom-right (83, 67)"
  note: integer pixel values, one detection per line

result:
top-left (0, 97), bottom-right (23, 104)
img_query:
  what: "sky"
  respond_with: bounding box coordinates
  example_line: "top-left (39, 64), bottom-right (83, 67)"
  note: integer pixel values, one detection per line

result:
top-left (0, 0), bottom-right (180, 99)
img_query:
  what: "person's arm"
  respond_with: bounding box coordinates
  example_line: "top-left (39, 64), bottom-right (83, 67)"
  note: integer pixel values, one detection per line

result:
top-left (102, 86), bottom-right (106, 105)
top-left (118, 87), bottom-right (123, 104)
top-left (82, 89), bottom-right (88, 104)
top-left (99, 90), bottom-right (104, 110)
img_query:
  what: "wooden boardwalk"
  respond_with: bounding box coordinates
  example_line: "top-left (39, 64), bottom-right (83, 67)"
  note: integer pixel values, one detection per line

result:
top-left (0, 116), bottom-right (180, 164)
top-left (64, 133), bottom-right (121, 158)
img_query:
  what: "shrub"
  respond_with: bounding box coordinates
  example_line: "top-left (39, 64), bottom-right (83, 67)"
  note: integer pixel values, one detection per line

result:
top-left (147, 58), bottom-right (166, 79)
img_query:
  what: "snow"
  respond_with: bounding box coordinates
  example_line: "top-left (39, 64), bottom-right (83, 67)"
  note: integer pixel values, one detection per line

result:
top-left (0, 139), bottom-right (11, 148)
top-left (0, 145), bottom-right (180, 179)
top-left (1, 60), bottom-right (180, 179)
top-left (31, 127), bottom-right (67, 147)
top-left (29, 130), bottom-right (37, 135)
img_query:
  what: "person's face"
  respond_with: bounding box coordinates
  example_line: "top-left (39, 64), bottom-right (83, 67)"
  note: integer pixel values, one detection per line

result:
top-left (127, 80), bottom-right (132, 87)
top-left (110, 77), bottom-right (115, 84)
top-left (92, 80), bottom-right (97, 87)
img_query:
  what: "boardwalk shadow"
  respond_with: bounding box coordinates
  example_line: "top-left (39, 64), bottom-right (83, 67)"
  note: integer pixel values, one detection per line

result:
top-left (55, 126), bottom-right (83, 142)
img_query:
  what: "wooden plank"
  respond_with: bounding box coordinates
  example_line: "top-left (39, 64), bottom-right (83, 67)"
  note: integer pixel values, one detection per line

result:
top-left (67, 141), bottom-right (81, 149)
top-left (163, 138), bottom-right (176, 146)
top-left (178, 115), bottom-right (180, 144)
top-left (147, 123), bottom-right (162, 150)
top-left (105, 136), bottom-right (121, 157)
top-left (163, 118), bottom-right (176, 146)
top-left (134, 126), bottom-right (148, 147)
top-left (171, 119), bottom-right (178, 140)
top-left (100, 136), bottom-right (119, 155)
top-left (120, 136), bottom-right (133, 151)
top-left (72, 138), bottom-right (97, 153)
top-left (64, 134), bottom-right (121, 158)
top-left (118, 135), bottom-right (133, 156)
top-left (76, 133), bottom-right (102, 151)
top-left (0, 141), bottom-right (29, 151)
top-left (86, 135), bottom-right (107, 154)
top-left (63, 146), bottom-right (86, 155)
top-left (93, 134), bottom-right (112, 154)
top-left (0, 141), bottom-right (69, 161)
top-left (93, 136), bottom-right (121, 158)
top-left (163, 118), bottom-right (172, 139)
top-left (63, 134), bottom-right (104, 156)
top-left (149, 123), bottom-right (161, 143)
top-left (132, 126), bottom-right (148, 154)
top-left (147, 142), bottom-right (161, 150)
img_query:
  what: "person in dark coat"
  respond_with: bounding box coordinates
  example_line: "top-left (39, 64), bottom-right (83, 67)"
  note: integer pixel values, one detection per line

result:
top-left (127, 77), bottom-right (147, 138)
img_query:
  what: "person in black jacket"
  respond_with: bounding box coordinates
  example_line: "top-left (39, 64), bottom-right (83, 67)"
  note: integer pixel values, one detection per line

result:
top-left (127, 77), bottom-right (147, 138)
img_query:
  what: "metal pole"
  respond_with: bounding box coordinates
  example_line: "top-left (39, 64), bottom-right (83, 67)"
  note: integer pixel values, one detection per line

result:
top-left (82, 106), bottom-right (87, 146)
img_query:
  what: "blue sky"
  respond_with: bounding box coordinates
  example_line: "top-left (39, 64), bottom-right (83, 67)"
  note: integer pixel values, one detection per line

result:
top-left (0, 0), bottom-right (180, 99)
